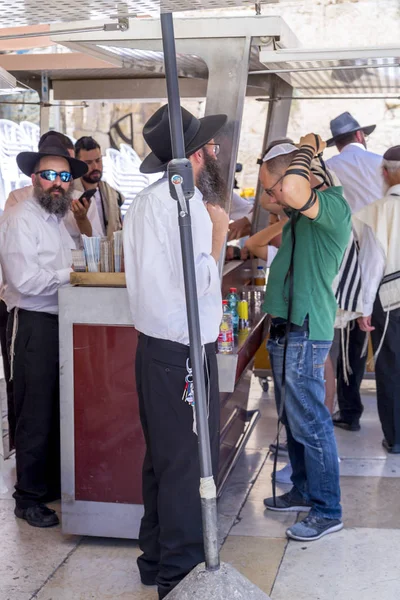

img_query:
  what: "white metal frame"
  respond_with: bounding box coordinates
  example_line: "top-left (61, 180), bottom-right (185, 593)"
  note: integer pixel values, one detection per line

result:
top-left (259, 44), bottom-right (400, 65)
top-left (49, 15), bottom-right (299, 63)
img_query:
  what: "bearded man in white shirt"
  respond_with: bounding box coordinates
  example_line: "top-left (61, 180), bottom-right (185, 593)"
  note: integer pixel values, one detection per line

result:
top-left (326, 112), bottom-right (383, 433)
top-left (1, 132), bottom-right (93, 454)
top-left (0, 136), bottom-right (88, 528)
top-left (354, 146), bottom-right (400, 454)
top-left (123, 105), bottom-right (229, 600)
top-left (5, 130), bottom-right (95, 246)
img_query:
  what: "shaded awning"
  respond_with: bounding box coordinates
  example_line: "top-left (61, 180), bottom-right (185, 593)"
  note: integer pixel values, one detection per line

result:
top-left (0, 0), bottom-right (260, 28)
top-left (258, 46), bottom-right (400, 98)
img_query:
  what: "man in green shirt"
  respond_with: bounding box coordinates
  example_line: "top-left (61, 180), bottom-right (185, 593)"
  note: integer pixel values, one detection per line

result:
top-left (261, 135), bottom-right (351, 541)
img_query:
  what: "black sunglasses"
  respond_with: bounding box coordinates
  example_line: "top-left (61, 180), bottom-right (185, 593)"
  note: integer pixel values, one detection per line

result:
top-left (35, 170), bottom-right (73, 183)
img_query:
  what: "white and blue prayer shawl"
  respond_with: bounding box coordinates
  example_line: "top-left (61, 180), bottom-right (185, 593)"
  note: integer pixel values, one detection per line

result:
top-left (312, 158), bottom-right (364, 383)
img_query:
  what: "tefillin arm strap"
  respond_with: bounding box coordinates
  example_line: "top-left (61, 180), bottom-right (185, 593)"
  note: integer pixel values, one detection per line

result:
top-left (284, 135), bottom-right (320, 212)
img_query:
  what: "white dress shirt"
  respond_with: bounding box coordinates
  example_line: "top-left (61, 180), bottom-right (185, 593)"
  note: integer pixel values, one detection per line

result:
top-left (5, 185), bottom-right (104, 248)
top-left (123, 179), bottom-right (222, 345)
top-left (326, 143), bottom-right (383, 214)
top-left (229, 191), bottom-right (253, 222)
top-left (354, 184), bottom-right (400, 316)
top-left (0, 196), bottom-right (74, 314)
top-left (356, 225), bottom-right (385, 316)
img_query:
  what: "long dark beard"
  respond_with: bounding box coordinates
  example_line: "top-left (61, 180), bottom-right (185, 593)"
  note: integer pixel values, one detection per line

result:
top-left (196, 150), bottom-right (227, 206)
top-left (83, 171), bottom-right (102, 184)
top-left (34, 181), bottom-right (73, 218)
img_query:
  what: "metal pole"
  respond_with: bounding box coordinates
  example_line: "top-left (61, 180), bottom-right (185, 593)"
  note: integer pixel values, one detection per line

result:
top-left (160, 11), bottom-right (220, 572)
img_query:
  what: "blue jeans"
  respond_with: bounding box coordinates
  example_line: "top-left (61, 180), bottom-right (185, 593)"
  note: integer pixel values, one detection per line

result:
top-left (268, 331), bottom-right (342, 519)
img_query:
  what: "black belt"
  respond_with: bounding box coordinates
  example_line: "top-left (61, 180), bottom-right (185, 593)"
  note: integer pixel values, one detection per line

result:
top-left (270, 318), bottom-right (309, 338)
top-left (9, 307), bottom-right (58, 320)
top-left (139, 333), bottom-right (216, 356)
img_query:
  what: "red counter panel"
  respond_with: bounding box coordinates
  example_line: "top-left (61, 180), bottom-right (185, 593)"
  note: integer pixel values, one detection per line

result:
top-left (73, 324), bottom-right (145, 504)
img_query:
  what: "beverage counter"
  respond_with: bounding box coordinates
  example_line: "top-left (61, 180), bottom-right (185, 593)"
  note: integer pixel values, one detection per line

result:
top-left (59, 269), bottom-right (266, 539)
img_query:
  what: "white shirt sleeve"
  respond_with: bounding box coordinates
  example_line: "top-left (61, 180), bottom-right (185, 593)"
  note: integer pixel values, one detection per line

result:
top-left (229, 191), bottom-right (253, 222)
top-left (167, 200), bottom-right (220, 298)
top-left (357, 222), bottom-right (386, 316)
top-left (63, 211), bottom-right (83, 250)
top-left (0, 216), bottom-right (72, 296)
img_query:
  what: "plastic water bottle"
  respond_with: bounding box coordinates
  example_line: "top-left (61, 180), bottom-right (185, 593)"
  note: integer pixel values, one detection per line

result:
top-left (226, 287), bottom-right (239, 334)
top-left (218, 300), bottom-right (234, 354)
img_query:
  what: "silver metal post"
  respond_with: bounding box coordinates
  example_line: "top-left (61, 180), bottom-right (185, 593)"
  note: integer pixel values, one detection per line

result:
top-left (160, 11), bottom-right (220, 572)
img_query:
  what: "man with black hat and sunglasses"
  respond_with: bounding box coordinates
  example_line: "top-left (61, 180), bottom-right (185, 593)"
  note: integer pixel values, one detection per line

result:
top-left (326, 112), bottom-right (383, 434)
top-left (0, 136), bottom-right (88, 528)
top-left (123, 104), bottom-right (228, 599)
top-left (5, 130), bottom-right (98, 246)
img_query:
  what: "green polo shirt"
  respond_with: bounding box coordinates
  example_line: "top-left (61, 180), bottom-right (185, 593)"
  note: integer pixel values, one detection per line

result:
top-left (263, 186), bottom-right (351, 341)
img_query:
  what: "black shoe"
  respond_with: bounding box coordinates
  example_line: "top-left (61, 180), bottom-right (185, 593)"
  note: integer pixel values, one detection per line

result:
top-left (158, 585), bottom-right (176, 600)
top-left (332, 411), bottom-right (360, 432)
top-left (382, 439), bottom-right (400, 454)
top-left (15, 504), bottom-right (59, 528)
top-left (264, 488), bottom-right (312, 512)
top-left (269, 442), bottom-right (289, 456)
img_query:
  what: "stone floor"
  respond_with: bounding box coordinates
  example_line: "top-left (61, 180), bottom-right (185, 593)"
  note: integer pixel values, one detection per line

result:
top-left (1, 375), bottom-right (400, 600)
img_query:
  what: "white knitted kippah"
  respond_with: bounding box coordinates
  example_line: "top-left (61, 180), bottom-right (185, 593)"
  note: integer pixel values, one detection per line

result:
top-left (262, 143), bottom-right (298, 162)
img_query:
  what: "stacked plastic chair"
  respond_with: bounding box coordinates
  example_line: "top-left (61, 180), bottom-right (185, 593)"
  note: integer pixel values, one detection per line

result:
top-left (0, 119), bottom-right (33, 208)
top-left (0, 121), bottom-right (160, 212)
top-left (104, 147), bottom-right (151, 218)
top-left (20, 121), bottom-right (40, 151)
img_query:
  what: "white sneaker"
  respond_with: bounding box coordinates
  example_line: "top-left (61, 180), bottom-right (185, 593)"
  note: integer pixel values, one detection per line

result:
top-left (271, 463), bottom-right (293, 484)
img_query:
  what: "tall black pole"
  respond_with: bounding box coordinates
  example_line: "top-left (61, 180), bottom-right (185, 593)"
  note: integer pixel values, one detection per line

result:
top-left (160, 11), bottom-right (220, 571)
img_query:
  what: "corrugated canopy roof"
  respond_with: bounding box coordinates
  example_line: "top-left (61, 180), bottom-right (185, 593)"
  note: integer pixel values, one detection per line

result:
top-left (0, 13), bottom-right (398, 99)
top-left (0, 0), bottom-right (258, 28)
top-left (258, 47), bottom-right (400, 97)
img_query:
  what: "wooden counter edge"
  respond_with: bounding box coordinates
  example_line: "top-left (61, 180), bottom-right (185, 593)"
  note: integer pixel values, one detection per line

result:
top-left (70, 272), bottom-right (127, 287)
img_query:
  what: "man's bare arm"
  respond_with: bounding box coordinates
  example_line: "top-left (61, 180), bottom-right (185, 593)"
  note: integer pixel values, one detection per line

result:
top-left (281, 134), bottom-right (326, 220)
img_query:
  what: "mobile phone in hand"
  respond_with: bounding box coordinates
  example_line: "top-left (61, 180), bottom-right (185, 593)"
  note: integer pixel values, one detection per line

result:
top-left (79, 188), bottom-right (96, 205)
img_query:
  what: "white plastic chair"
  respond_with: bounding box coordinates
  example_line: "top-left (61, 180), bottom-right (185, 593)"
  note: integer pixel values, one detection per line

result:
top-left (20, 121), bottom-right (40, 151)
top-left (105, 148), bottom-right (150, 217)
top-left (0, 119), bottom-right (32, 199)
top-left (120, 144), bottom-right (142, 167)
top-left (103, 150), bottom-right (118, 190)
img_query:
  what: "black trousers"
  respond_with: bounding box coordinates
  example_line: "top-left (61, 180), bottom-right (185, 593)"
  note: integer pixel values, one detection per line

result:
top-left (336, 322), bottom-right (368, 421)
top-left (0, 299), bottom-right (15, 451)
top-left (135, 334), bottom-right (220, 599)
top-left (371, 297), bottom-right (400, 448)
top-left (7, 309), bottom-right (61, 509)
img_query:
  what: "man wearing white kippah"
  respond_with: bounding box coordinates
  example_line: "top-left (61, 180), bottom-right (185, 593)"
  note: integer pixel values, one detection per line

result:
top-left (259, 135), bottom-right (351, 542)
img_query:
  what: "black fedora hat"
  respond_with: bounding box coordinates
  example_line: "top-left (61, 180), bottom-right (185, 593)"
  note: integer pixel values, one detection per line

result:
top-left (326, 112), bottom-right (376, 147)
top-left (17, 134), bottom-right (88, 179)
top-left (140, 104), bottom-right (227, 174)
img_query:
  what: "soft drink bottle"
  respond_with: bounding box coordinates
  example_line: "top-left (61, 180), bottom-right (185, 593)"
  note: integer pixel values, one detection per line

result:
top-left (238, 299), bottom-right (249, 329)
top-left (226, 287), bottom-right (239, 334)
top-left (218, 300), bottom-right (234, 354)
